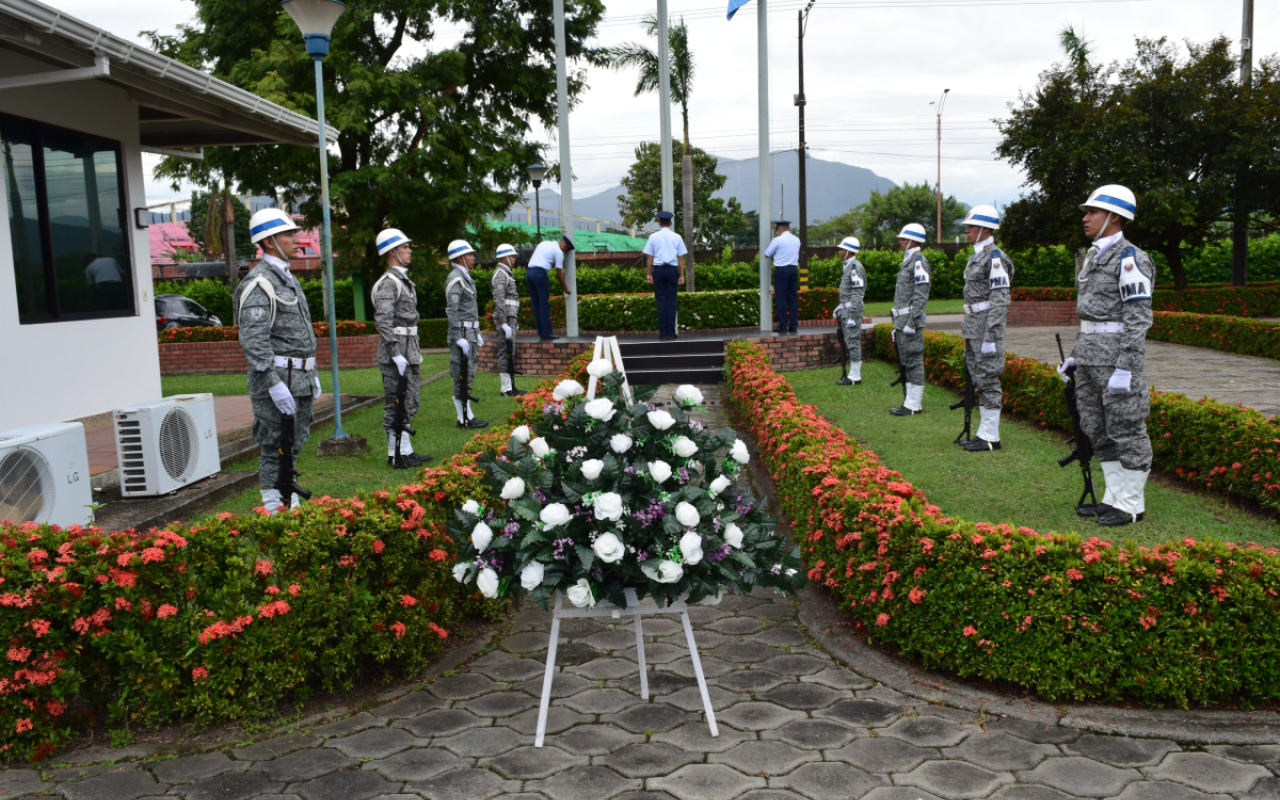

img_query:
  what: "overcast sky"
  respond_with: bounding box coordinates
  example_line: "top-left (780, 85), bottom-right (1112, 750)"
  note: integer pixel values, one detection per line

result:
top-left (59, 0), bottom-right (1270, 219)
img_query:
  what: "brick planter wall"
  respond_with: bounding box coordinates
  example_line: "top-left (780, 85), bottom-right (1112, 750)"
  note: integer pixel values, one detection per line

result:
top-left (477, 340), bottom-right (594, 376)
top-left (158, 335), bottom-right (381, 375)
top-left (1007, 301), bottom-right (1080, 327)
top-left (747, 327), bottom-right (873, 371)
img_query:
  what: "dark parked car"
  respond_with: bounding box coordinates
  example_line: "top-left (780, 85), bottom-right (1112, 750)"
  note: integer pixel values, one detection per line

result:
top-left (155, 294), bottom-right (223, 331)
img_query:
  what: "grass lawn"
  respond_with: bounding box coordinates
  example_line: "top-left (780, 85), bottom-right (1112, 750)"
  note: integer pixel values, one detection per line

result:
top-left (162, 355), bottom-right (453, 397)
top-left (863, 298), bottom-right (964, 317)
top-left (203, 355), bottom-right (518, 517)
top-left (786, 360), bottom-right (1280, 548)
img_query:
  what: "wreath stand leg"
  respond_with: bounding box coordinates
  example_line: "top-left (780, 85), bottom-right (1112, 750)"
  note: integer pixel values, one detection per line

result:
top-left (534, 590), bottom-right (718, 747)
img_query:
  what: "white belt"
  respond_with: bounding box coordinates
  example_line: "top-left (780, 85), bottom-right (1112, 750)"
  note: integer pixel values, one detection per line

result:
top-left (1080, 321), bottom-right (1125, 334)
top-left (391, 326), bottom-right (417, 336)
top-left (273, 356), bottom-right (316, 370)
top-left (504, 300), bottom-right (520, 308)
top-left (891, 307), bottom-right (910, 318)
top-left (964, 301), bottom-right (990, 314)
top-left (454, 321), bottom-right (480, 329)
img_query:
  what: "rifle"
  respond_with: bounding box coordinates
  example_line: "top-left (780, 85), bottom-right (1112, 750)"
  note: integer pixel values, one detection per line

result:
top-left (889, 329), bottom-right (909, 400)
top-left (506, 329), bottom-right (522, 381)
top-left (949, 359), bottom-right (975, 444)
top-left (456, 337), bottom-right (481, 425)
top-left (275, 362), bottom-right (311, 506)
top-left (392, 367), bottom-right (417, 465)
top-left (1056, 334), bottom-right (1098, 510)
top-left (833, 314), bottom-right (850, 381)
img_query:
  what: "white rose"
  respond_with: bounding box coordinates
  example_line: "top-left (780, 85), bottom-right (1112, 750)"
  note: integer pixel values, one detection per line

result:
top-left (530, 437), bottom-right (551, 458)
top-left (709, 475), bottom-right (732, 495)
top-left (647, 409), bottom-right (676, 430)
top-left (700, 590), bottom-right (724, 606)
top-left (731, 439), bottom-right (750, 464)
top-left (553, 379), bottom-right (585, 401)
top-left (584, 398), bottom-right (616, 421)
top-left (675, 502), bottom-right (701, 528)
top-left (471, 521), bottom-right (494, 553)
top-left (593, 532), bottom-right (625, 563)
top-left (476, 568), bottom-right (500, 599)
top-left (511, 425), bottom-right (531, 444)
top-left (452, 562), bottom-right (470, 583)
top-left (674, 385), bottom-right (704, 406)
top-left (520, 561), bottom-right (545, 590)
top-left (567, 578), bottom-right (595, 608)
top-left (541, 503), bottom-right (572, 529)
top-left (580, 459), bottom-right (604, 481)
top-left (461, 499), bottom-right (480, 515)
top-left (671, 436), bottom-right (698, 458)
top-left (587, 359), bottom-right (614, 378)
top-left (649, 460), bottom-right (672, 484)
top-left (641, 560), bottom-right (684, 584)
top-left (679, 531), bottom-right (704, 565)
top-left (610, 434), bottom-right (633, 453)
top-left (593, 492), bottom-right (624, 522)
top-left (501, 477), bottom-right (525, 500)
top-left (723, 522), bottom-right (744, 549)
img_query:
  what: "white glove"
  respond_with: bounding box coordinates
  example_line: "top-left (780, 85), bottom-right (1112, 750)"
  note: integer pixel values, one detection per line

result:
top-left (831, 305), bottom-right (843, 320)
top-left (313, 375), bottom-right (323, 396)
top-left (477, 331), bottom-right (485, 347)
top-left (1108, 368), bottom-right (1133, 394)
top-left (903, 325), bottom-right (916, 335)
top-left (456, 338), bottom-right (470, 355)
top-left (1056, 356), bottom-right (1075, 384)
top-left (392, 355), bottom-right (408, 375)
top-left (502, 324), bottom-right (513, 339)
top-left (981, 341), bottom-right (996, 355)
top-left (845, 317), bottom-right (858, 327)
top-left (269, 382), bottom-right (297, 416)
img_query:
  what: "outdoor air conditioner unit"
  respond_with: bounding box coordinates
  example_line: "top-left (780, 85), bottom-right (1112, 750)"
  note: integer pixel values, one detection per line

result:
top-left (0, 423), bottom-right (93, 527)
top-left (114, 394), bottom-right (221, 497)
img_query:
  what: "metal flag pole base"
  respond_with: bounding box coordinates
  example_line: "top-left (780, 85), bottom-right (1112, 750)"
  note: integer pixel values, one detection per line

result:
top-left (534, 589), bottom-right (719, 747)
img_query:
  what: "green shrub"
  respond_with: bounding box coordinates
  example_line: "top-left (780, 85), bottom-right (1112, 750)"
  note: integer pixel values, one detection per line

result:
top-left (156, 321), bottom-right (371, 344)
top-left (1152, 286), bottom-right (1280, 317)
top-left (154, 279), bottom-right (234, 324)
top-left (727, 339), bottom-right (1280, 707)
top-left (1149, 312), bottom-right (1280, 360)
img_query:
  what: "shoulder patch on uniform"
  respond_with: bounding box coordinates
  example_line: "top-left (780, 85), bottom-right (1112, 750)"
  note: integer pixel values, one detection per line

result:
top-left (989, 257), bottom-right (1011, 290)
top-left (247, 306), bottom-right (266, 322)
top-left (913, 261), bottom-right (930, 285)
top-left (851, 274), bottom-right (864, 288)
top-left (1118, 253), bottom-right (1151, 302)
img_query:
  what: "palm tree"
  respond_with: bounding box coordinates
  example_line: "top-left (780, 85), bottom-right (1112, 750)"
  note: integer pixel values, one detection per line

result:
top-left (608, 14), bottom-right (698, 290)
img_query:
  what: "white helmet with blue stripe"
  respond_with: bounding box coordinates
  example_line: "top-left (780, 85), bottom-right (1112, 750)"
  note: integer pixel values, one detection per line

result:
top-left (962, 204), bottom-right (1001, 230)
top-left (1080, 184), bottom-right (1136, 221)
top-left (838, 236), bottom-right (861, 254)
top-left (377, 228), bottom-right (411, 256)
top-left (447, 239), bottom-right (476, 262)
top-left (249, 208), bottom-right (301, 244)
top-left (495, 243), bottom-right (518, 260)
top-left (897, 223), bottom-right (927, 244)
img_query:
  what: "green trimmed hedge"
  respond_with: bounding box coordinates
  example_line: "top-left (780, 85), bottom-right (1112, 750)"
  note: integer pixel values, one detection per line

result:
top-left (868, 325), bottom-right (1280, 514)
top-left (1149, 312), bottom-right (1280, 360)
top-left (1010, 285), bottom-right (1280, 318)
top-left (155, 278), bottom-right (356, 325)
top-left (157, 320), bottom-right (371, 344)
top-left (726, 339), bottom-right (1280, 706)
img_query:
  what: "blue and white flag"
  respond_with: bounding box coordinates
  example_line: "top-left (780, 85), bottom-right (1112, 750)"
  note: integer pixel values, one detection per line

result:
top-left (727, 0), bottom-right (753, 20)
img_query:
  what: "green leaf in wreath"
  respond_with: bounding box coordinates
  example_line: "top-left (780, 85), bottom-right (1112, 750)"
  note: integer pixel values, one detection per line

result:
top-left (576, 546), bottom-right (595, 570)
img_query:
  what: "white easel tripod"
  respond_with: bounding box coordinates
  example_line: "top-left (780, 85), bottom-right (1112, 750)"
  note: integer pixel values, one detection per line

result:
top-left (534, 336), bottom-right (719, 747)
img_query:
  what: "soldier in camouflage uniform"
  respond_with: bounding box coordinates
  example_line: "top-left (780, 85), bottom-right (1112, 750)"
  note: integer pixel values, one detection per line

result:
top-left (890, 223), bottom-right (931, 416)
top-left (445, 239), bottom-right (488, 429)
top-left (1058, 185), bottom-right (1154, 527)
top-left (233, 209), bottom-right (319, 513)
top-left (490, 243), bottom-right (525, 397)
top-left (959, 205), bottom-right (1013, 451)
top-left (372, 228), bottom-right (430, 469)
top-left (833, 236), bottom-right (866, 386)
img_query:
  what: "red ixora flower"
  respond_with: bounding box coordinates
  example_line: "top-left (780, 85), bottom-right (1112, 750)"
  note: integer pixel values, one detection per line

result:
top-left (192, 666), bottom-right (209, 680)
top-left (29, 619), bottom-right (51, 637)
top-left (962, 626), bottom-right (978, 637)
top-left (391, 621), bottom-right (407, 639)
top-left (401, 595), bottom-right (417, 607)
top-left (1066, 568), bottom-right (1084, 580)
top-left (254, 559), bottom-right (274, 576)
top-left (875, 613), bottom-right (890, 627)
top-left (157, 604), bottom-right (178, 619)
top-left (372, 539), bottom-right (386, 554)
top-left (15, 718), bottom-right (33, 733)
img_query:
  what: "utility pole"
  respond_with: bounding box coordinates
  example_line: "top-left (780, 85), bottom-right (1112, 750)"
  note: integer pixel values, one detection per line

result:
top-left (932, 89), bottom-right (949, 244)
top-left (1233, 0), bottom-right (1254, 286)
top-left (796, 2), bottom-right (814, 288)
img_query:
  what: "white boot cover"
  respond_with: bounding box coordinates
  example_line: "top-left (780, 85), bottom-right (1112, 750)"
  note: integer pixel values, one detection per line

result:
top-left (1099, 460), bottom-right (1122, 508)
top-left (905, 383), bottom-right (924, 411)
top-left (453, 398), bottom-right (466, 423)
top-left (400, 431), bottom-right (415, 455)
top-left (1114, 468), bottom-right (1149, 517)
top-left (849, 361), bottom-right (862, 382)
top-left (261, 488), bottom-right (284, 514)
top-left (977, 408), bottom-right (1001, 442)
top-left (500, 373), bottom-right (513, 393)
top-left (290, 493), bottom-right (301, 510)
top-left (387, 432), bottom-right (397, 457)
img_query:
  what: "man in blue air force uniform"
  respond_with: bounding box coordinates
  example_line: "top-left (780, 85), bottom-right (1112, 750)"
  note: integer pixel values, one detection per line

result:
top-left (644, 211), bottom-right (687, 340)
top-left (764, 220), bottom-right (801, 334)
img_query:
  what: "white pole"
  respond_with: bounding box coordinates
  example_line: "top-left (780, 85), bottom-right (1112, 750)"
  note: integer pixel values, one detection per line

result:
top-left (554, 0), bottom-right (578, 337)
top-left (757, 0), bottom-right (772, 332)
top-left (658, 0), bottom-right (674, 214)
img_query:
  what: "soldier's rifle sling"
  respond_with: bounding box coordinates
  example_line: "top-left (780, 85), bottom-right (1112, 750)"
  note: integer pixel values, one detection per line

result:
top-left (949, 357), bottom-right (974, 444)
top-left (1055, 333), bottom-right (1097, 509)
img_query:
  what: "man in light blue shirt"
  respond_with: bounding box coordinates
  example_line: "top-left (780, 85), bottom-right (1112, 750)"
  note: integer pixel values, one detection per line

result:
top-left (643, 211), bottom-right (687, 340)
top-left (764, 220), bottom-right (801, 334)
top-left (526, 235), bottom-right (573, 340)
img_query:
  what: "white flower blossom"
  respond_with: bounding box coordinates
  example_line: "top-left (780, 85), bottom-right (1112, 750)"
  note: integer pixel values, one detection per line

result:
top-left (709, 475), bottom-right (732, 495)
top-left (587, 359), bottom-right (614, 378)
top-left (649, 460), bottom-right (672, 484)
top-left (594, 492), bottom-right (624, 521)
top-left (610, 434), bottom-right (633, 453)
top-left (671, 436), bottom-right (698, 458)
top-left (471, 521), bottom-right (493, 553)
top-left (476, 568), bottom-right (500, 598)
top-left (511, 425), bottom-right (531, 443)
top-left (642, 560), bottom-right (684, 583)
top-left (723, 523), bottom-right (744, 549)
top-left (647, 409), bottom-right (676, 430)
top-left (567, 578), bottom-right (595, 608)
top-left (540, 503), bottom-right (572, 529)
top-left (675, 502), bottom-right (701, 528)
top-left (520, 561), bottom-right (545, 590)
top-left (461, 499), bottom-right (480, 515)
top-left (674, 385), bottom-right (704, 406)
top-left (553, 379), bottom-right (585, 401)
top-left (501, 477), bottom-right (525, 500)
top-left (452, 563), bottom-right (470, 583)
top-left (584, 398), bottom-right (616, 421)
top-left (731, 439), bottom-right (750, 464)
top-left (593, 532), bottom-right (626, 563)
top-left (529, 437), bottom-right (551, 458)
top-left (680, 531), bottom-right (704, 565)
top-left (579, 459), bottom-right (604, 480)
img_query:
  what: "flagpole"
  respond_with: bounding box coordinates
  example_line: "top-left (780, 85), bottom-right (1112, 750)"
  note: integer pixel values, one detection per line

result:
top-left (658, 0), bottom-right (674, 215)
top-left (757, 0), bottom-right (771, 332)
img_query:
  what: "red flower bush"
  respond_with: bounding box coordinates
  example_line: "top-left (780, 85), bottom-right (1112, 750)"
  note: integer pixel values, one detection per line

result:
top-left (157, 320), bottom-right (370, 345)
top-left (726, 339), bottom-right (1280, 707)
top-left (1149, 311), bottom-right (1280, 361)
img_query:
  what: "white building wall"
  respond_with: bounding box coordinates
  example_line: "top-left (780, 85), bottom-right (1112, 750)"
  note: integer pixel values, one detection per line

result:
top-left (0, 48), bottom-right (161, 429)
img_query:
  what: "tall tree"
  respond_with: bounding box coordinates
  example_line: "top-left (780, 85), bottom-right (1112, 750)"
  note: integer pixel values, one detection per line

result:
top-left (617, 141), bottom-right (748, 252)
top-left (998, 29), bottom-right (1280, 288)
top-left (855, 183), bottom-right (966, 248)
top-left (146, 0), bottom-right (605, 279)
top-left (808, 208), bottom-right (871, 247)
top-left (187, 186), bottom-right (250, 260)
top-left (608, 14), bottom-right (699, 288)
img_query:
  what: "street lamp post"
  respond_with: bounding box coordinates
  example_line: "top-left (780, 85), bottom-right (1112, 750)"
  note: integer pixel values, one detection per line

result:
top-left (282, 0), bottom-right (348, 438)
top-left (930, 88), bottom-right (949, 245)
top-left (527, 164), bottom-right (547, 243)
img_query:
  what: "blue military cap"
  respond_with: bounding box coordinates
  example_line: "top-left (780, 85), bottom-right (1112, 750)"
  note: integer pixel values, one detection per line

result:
top-left (656, 211), bottom-right (674, 221)
top-left (774, 219), bottom-right (791, 226)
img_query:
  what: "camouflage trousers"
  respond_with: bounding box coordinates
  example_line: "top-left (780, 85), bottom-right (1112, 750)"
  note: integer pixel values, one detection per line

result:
top-left (964, 338), bottom-right (1006, 410)
top-left (839, 313), bottom-right (863, 362)
top-left (381, 362), bottom-right (420, 434)
top-left (449, 333), bottom-right (479, 399)
top-left (251, 392), bottom-right (315, 491)
top-left (495, 335), bottom-right (517, 377)
top-left (1075, 365), bottom-right (1152, 471)
top-left (895, 329), bottom-right (925, 384)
